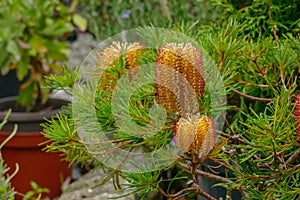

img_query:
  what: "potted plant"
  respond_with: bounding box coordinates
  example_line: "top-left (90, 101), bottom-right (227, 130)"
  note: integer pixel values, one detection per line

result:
top-left (0, 0), bottom-right (87, 198)
top-left (39, 1), bottom-right (300, 199)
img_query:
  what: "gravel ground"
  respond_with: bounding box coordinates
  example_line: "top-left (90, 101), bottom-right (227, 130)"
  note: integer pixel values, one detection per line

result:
top-left (66, 33), bottom-right (98, 70)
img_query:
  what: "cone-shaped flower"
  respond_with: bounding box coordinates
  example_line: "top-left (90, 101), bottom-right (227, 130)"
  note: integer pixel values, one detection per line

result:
top-left (96, 41), bottom-right (144, 90)
top-left (174, 114), bottom-right (216, 160)
top-left (155, 43), bottom-right (205, 115)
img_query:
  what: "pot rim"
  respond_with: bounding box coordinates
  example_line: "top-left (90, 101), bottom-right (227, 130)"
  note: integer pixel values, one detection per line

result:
top-left (0, 96), bottom-right (69, 122)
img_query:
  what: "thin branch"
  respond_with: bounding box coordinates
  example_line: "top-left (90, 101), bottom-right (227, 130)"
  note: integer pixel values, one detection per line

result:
top-left (222, 111), bottom-right (235, 135)
top-left (170, 187), bottom-right (199, 198)
top-left (157, 187), bottom-right (169, 198)
top-left (235, 78), bottom-right (271, 88)
top-left (177, 162), bottom-right (232, 184)
top-left (286, 148), bottom-right (300, 165)
top-left (233, 89), bottom-right (274, 102)
top-left (158, 183), bottom-right (216, 200)
top-left (206, 157), bottom-right (232, 170)
top-left (90, 141), bottom-right (132, 155)
top-left (268, 0), bottom-right (278, 41)
top-left (217, 130), bottom-right (247, 145)
top-left (197, 191), bottom-right (216, 200)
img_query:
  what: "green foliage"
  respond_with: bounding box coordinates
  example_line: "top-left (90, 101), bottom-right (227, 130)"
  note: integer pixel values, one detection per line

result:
top-left (198, 21), bottom-right (300, 131)
top-left (231, 93), bottom-right (300, 199)
top-left (42, 6), bottom-right (300, 200)
top-left (0, 110), bottom-right (17, 200)
top-left (41, 111), bottom-right (100, 167)
top-left (200, 22), bottom-right (300, 199)
top-left (0, 155), bottom-right (16, 200)
top-left (76, 0), bottom-right (223, 40)
top-left (45, 65), bottom-right (78, 95)
top-left (22, 181), bottom-right (49, 200)
top-left (120, 170), bottom-right (164, 199)
top-left (0, 0), bottom-right (76, 109)
top-left (212, 0), bottom-right (300, 38)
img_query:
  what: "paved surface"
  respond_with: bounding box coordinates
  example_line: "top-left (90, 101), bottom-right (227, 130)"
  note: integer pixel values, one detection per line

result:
top-left (59, 168), bottom-right (135, 200)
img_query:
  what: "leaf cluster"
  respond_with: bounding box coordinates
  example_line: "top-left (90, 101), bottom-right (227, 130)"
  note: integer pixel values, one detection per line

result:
top-left (0, 0), bottom-right (75, 109)
top-left (211, 0), bottom-right (300, 38)
top-left (196, 21), bottom-right (300, 199)
top-left (76, 0), bottom-right (224, 41)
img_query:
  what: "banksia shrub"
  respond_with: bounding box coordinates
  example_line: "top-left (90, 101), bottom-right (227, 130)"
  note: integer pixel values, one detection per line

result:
top-left (42, 19), bottom-right (300, 200)
top-left (174, 114), bottom-right (216, 163)
top-left (155, 43), bottom-right (205, 116)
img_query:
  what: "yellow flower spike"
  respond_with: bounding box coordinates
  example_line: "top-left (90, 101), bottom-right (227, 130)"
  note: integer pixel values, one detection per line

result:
top-left (155, 43), bottom-right (205, 115)
top-left (96, 41), bottom-right (144, 91)
top-left (174, 114), bottom-right (216, 162)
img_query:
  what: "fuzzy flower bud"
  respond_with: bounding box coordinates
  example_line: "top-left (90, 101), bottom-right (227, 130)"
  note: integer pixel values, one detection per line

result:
top-left (174, 114), bottom-right (216, 160)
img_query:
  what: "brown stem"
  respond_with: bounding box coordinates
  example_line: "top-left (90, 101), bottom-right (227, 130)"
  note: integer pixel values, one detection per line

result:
top-left (158, 184), bottom-right (216, 200)
top-left (90, 141), bottom-right (132, 155)
top-left (157, 187), bottom-right (169, 198)
top-left (222, 111), bottom-right (235, 135)
top-left (171, 187), bottom-right (199, 199)
top-left (195, 188), bottom-right (217, 200)
top-left (236, 79), bottom-right (270, 88)
top-left (268, 0), bottom-right (278, 41)
top-left (233, 89), bottom-right (274, 102)
top-left (177, 162), bottom-right (232, 184)
top-left (217, 130), bottom-right (247, 145)
top-left (286, 148), bottom-right (300, 165)
top-left (207, 157), bottom-right (231, 170)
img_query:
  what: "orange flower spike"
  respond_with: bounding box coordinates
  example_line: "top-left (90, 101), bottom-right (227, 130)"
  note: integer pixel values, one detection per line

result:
top-left (97, 41), bottom-right (143, 69)
top-left (174, 114), bottom-right (216, 162)
top-left (96, 41), bottom-right (144, 90)
top-left (155, 43), bottom-right (205, 115)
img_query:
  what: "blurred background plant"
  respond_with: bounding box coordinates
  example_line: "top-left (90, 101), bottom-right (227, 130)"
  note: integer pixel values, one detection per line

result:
top-left (211, 0), bottom-right (300, 39)
top-left (2, 0), bottom-right (298, 108)
top-left (68, 0), bottom-right (223, 41)
top-left (0, 0), bottom-right (87, 109)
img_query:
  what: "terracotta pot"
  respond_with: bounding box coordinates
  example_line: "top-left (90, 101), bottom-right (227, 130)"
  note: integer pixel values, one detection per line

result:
top-left (0, 96), bottom-right (71, 199)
